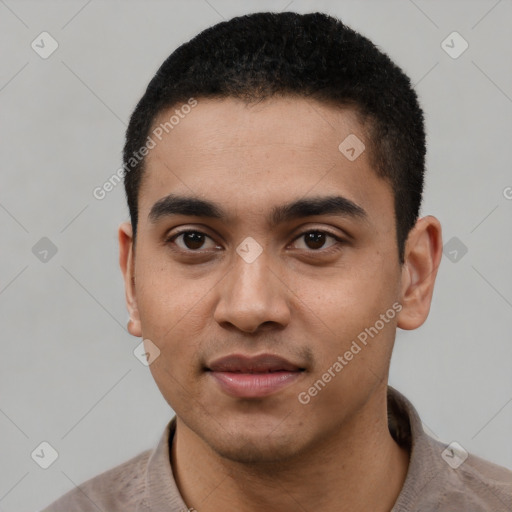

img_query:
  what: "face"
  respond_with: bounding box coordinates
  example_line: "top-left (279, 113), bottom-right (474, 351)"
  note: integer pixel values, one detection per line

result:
top-left (121, 96), bottom-right (409, 463)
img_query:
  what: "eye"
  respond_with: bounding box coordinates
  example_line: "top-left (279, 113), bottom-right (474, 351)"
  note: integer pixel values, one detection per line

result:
top-left (291, 230), bottom-right (343, 252)
top-left (166, 228), bottom-right (345, 255)
top-left (167, 230), bottom-right (220, 252)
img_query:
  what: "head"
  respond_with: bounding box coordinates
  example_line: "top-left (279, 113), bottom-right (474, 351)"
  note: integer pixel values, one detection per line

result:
top-left (123, 11), bottom-right (425, 263)
top-left (119, 12), bottom-right (442, 464)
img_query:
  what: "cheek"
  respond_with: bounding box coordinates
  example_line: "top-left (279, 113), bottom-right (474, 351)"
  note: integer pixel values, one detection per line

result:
top-left (147, 353), bottom-right (202, 413)
top-left (137, 266), bottom-right (210, 401)
top-left (135, 251), bottom-right (212, 334)
top-left (299, 257), bottom-right (395, 321)
top-left (297, 258), bottom-right (398, 365)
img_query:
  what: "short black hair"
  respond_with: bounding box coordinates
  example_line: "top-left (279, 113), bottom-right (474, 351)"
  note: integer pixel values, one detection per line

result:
top-left (123, 11), bottom-right (425, 264)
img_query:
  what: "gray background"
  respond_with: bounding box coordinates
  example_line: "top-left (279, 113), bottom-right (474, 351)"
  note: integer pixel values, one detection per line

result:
top-left (1, 1), bottom-right (511, 511)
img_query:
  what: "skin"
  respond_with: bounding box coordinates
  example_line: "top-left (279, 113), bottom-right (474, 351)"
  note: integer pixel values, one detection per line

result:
top-left (119, 96), bottom-right (443, 512)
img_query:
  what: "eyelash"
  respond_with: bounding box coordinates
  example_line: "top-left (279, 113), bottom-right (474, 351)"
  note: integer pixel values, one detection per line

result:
top-left (164, 229), bottom-right (346, 255)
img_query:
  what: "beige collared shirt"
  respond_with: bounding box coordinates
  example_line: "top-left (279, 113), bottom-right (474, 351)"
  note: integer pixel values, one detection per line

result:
top-left (41, 387), bottom-right (512, 511)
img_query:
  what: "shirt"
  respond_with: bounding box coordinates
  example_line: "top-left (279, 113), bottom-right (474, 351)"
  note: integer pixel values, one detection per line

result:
top-left (40, 387), bottom-right (512, 511)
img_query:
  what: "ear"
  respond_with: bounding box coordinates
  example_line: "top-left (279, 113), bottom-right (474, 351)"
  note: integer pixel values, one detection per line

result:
top-left (397, 215), bottom-right (443, 330)
top-left (119, 222), bottom-right (142, 337)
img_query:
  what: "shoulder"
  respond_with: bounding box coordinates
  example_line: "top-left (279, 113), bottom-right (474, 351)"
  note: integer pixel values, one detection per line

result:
top-left (40, 448), bottom-right (152, 512)
top-left (388, 388), bottom-right (512, 511)
top-left (430, 436), bottom-right (512, 510)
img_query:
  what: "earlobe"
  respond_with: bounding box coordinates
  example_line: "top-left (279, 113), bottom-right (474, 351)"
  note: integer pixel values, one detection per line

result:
top-left (397, 216), bottom-right (443, 331)
top-left (118, 222), bottom-right (142, 337)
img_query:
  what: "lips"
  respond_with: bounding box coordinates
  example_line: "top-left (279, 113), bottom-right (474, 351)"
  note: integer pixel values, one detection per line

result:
top-left (207, 353), bottom-right (305, 398)
top-left (208, 353), bottom-right (303, 373)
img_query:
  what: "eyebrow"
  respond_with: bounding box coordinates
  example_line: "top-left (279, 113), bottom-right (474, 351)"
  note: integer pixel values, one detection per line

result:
top-left (148, 193), bottom-right (368, 227)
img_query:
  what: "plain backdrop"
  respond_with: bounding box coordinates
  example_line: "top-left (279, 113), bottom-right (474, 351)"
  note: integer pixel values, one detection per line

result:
top-left (0, 1), bottom-right (511, 511)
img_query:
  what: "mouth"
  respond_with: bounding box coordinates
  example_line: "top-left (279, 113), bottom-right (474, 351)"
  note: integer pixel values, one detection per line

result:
top-left (206, 353), bottom-right (305, 398)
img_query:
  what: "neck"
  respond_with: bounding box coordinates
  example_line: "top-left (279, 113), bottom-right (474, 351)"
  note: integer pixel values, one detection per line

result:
top-left (171, 389), bottom-right (409, 512)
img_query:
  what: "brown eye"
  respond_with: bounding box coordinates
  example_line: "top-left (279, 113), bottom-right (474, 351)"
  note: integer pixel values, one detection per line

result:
top-left (170, 231), bottom-right (219, 251)
top-left (292, 230), bottom-right (340, 251)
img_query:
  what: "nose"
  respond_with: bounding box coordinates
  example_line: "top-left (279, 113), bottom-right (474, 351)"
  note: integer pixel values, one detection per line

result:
top-left (213, 249), bottom-right (291, 334)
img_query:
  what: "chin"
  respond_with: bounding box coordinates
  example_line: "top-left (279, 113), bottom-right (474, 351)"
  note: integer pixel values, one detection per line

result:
top-left (210, 435), bottom-right (303, 465)
top-left (194, 413), bottom-right (307, 465)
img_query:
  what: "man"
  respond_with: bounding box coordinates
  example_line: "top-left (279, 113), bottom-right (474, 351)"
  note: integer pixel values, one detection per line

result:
top-left (42, 11), bottom-right (511, 512)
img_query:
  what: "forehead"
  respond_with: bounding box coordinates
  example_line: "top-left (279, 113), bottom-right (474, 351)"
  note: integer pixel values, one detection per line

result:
top-left (139, 97), bottom-right (393, 228)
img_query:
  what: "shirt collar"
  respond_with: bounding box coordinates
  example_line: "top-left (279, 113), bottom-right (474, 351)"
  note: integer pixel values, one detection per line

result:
top-left (387, 386), bottom-right (444, 511)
